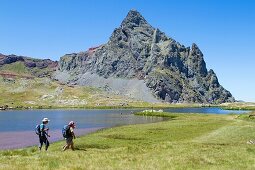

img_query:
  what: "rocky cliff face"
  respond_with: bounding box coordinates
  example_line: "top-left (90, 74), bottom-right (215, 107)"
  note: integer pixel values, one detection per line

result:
top-left (57, 10), bottom-right (234, 104)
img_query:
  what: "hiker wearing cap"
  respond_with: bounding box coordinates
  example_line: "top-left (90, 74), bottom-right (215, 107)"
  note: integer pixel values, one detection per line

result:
top-left (39, 118), bottom-right (50, 151)
top-left (62, 121), bottom-right (76, 151)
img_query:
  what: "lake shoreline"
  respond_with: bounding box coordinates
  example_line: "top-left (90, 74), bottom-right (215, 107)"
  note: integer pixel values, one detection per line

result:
top-left (1, 103), bottom-right (255, 111)
top-left (1, 106), bottom-right (251, 111)
top-left (0, 103), bottom-right (223, 111)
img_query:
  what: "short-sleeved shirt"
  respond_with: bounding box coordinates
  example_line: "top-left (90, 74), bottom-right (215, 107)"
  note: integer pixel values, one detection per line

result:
top-left (70, 127), bottom-right (74, 133)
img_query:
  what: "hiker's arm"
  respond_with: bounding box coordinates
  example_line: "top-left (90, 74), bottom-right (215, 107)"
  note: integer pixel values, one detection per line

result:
top-left (45, 132), bottom-right (50, 137)
top-left (44, 128), bottom-right (50, 137)
top-left (72, 132), bottom-right (76, 139)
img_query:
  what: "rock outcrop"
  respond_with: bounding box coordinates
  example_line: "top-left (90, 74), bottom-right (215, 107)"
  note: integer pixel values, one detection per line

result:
top-left (0, 54), bottom-right (24, 65)
top-left (56, 10), bottom-right (234, 104)
top-left (0, 53), bottom-right (58, 77)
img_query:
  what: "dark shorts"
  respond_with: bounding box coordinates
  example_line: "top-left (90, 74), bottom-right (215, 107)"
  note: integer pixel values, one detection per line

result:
top-left (39, 135), bottom-right (49, 147)
top-left (65, 137), bottom-right (73, 145)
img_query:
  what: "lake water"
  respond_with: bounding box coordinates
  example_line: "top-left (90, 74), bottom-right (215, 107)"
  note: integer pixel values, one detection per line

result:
top-left (0, 108), bottom-right (249, 149)
top-left (0, 109), bottom-right (162, 132)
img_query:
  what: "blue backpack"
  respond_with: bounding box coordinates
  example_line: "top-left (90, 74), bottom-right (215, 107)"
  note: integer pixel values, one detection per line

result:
top-left (35, 124), bottom-right (41, 135)
top-left (62, 125), bottom-right (71, 138)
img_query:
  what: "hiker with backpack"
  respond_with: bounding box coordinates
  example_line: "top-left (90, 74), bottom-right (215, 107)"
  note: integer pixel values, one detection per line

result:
top-left (62, 121), bottom-right (76, 151)
top-left (36, 118), bottom-right (50, 151)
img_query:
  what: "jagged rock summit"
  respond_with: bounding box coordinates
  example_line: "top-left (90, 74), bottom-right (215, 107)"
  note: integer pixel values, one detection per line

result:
top-left (56, 10), bottom-right (234, 104)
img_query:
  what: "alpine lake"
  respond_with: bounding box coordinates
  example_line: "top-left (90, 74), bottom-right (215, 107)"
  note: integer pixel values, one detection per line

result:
top-left (0, 108), bottom-right (249, 150)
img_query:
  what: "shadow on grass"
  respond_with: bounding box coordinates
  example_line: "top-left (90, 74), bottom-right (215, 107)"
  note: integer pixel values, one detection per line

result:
top-left (1, 150), bottom-right (29, 156)
top-left (75, 148), bottom-right (87, 151)
top-left (0, 147), bottom-right (38, 156)
top-left (76, 143), bottom-right (111, 150)
top-left (102, 134), bottom-right (144, 141)
top-left (148, 128), bottom-right (168, 131)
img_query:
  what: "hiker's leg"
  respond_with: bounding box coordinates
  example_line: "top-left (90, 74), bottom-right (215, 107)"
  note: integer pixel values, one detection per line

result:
top-left (39, 137), bottom-right (43, 150)
top-left (62, 144), bottom-right (66, 150)
top-left (41, 136), bottom-right (46, 150)
top-left (45, 138), bottom-right (50, 151)
top-left (63, 137), bottom-right (72, 151)
top-left (63, 143), bottom-right (68, 151)
top-left (71, 144), bottom-right (74, 151)
top-left (63, 138), bottom-right (68, 149)
top-left (63, 139), bottom-right (70, 151)
top-left (63, 144), bottom-right (70, 151)
top-left (70, 141), bottom-right (74, 151)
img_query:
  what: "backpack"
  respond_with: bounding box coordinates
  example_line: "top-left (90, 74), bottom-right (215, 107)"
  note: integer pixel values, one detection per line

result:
top-left (35, 124), bottom-right (41, 135)
top-left (62, 125), bottom-right (71, 138)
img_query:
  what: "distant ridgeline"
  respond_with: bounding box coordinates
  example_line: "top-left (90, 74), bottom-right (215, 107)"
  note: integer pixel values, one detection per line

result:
top-left (0, 53), bottom-right (57, 78)
top-left (0, 10), bottom-right (235, 104)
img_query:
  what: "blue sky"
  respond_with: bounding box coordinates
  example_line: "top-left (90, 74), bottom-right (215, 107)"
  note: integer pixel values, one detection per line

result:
top-left (0, 0), bottom-right (254, 102)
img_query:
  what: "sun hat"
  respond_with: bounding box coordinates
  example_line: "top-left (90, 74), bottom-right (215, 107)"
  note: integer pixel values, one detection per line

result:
top-left (42, 118), bottom-right (50, 122)
top-left (68, 121), bottom-right (75, 128)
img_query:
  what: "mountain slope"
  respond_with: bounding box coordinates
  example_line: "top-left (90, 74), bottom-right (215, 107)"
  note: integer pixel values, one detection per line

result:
top-left (56, 10), bottom-right (234, 104)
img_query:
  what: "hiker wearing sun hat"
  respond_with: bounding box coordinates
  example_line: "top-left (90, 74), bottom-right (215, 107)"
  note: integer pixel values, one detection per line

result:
top-left (38, 118), bottom-right (51, 151)
top-left (62, 121), bottom-right (76, 151)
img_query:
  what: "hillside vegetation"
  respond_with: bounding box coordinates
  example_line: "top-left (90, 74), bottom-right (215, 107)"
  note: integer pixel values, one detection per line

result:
top-left (0, 75), bottom-right (150, 109)
top-left (0, 74), bottom-right (203, 109)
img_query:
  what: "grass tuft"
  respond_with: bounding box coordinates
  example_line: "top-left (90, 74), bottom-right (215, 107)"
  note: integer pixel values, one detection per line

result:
top-left (134, 111), bottom-right (178, 119)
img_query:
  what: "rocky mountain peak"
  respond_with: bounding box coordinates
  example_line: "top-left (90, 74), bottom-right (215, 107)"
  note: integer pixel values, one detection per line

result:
top-left (191, 43), bottom-right (202, 56)
top-left (120, 9), bottom-right (151, 29)
top-left (57, 10), bottom-right (235, 104)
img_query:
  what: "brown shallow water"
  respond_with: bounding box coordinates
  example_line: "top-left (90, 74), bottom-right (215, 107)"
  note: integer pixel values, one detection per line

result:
top-left (0, 128), bottom-right (102, 150)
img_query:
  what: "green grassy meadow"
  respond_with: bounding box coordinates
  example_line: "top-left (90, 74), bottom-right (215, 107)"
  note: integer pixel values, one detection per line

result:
top-left (1, 112), bottom-right (255, 170)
